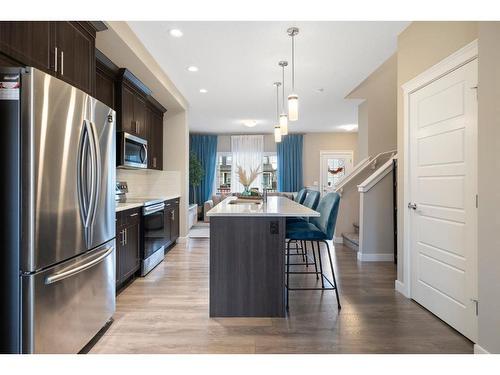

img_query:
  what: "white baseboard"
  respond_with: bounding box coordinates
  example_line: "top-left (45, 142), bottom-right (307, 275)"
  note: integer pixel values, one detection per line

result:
top-left (474, 344), bottom-right (490, 354)
top-left (333, 236), bottom-right (343, 244)
top-left (395, 280), bottom-right (410, 298)
top-left (357, 252), bottom-right (394, 262)
top-left (176, 236), bottom-right (188, 244)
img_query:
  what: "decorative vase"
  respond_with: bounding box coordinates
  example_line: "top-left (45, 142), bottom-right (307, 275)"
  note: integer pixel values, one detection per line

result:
top-left (242, 185), bottom-right (251, 196)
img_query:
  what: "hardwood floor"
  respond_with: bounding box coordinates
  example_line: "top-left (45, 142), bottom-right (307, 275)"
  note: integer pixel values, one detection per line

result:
top-left (90, 239), bottom-right (473, 354)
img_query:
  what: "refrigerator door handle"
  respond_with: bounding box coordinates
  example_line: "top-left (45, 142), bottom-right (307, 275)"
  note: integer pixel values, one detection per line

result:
top-left (87, 121), bottom-right (101, 228)
top-left (45, 246), bottom-right (113, 285)
top-left (77, 120), bottom-right (91, 227)
top-left (85, 120), bottom-right (98, 229)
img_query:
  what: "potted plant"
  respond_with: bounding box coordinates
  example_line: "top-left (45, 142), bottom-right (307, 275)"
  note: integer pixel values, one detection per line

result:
top-left (189, 152), bottom-right (204, 208)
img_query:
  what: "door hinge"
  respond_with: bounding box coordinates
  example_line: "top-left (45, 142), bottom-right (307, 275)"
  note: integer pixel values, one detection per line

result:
top-left (471, 299), bottom-right (479, 316)
top-left (476, 194), bottom-right (478, 208)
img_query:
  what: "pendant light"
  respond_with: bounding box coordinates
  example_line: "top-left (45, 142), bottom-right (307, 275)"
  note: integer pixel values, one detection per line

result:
top-left (273, 82), bottom-right (282, 143)
top-left (278, 61), bottom-right (289, 135)
top-left (287, 27), bottom-right (299, 121)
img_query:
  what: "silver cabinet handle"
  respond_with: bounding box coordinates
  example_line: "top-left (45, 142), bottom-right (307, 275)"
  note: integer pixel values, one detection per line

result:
top-left (54, 47), bottom-right (58, 72)
top-left (129, 213), bottom-right (139, 217)
top-left (45, 246), bottom-right (113, 285)
top-left (60, 50), bottom-right (64, 76)
top-left (124, 228), bottom-right (128, 245)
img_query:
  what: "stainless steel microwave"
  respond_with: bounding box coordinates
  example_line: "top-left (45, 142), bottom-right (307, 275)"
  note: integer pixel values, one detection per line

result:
top-left (117, 132), bottom-right (148, 169)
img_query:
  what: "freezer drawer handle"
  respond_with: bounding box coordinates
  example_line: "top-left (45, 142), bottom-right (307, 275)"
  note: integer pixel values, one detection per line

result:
top-left (45, 246), bottom-right (113, 285)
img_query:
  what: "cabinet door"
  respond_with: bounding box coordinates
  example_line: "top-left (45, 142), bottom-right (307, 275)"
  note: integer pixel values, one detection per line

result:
top-left (53, 22), bottom-right (95, 94)
top-left (133, 95), bottom-right (147, 138)
top-left (122, 223), bottom-right (140, 280)
top-left (95, 68), bottom-right (115, 109)
top-left (149, 110), bottom-right (163, 170)
top-left (171, 200), bottom-right (180, 242)
top-left (0, 21), bottom-right (52, 72)
top-left (119, 84), bottom-right (136, 133)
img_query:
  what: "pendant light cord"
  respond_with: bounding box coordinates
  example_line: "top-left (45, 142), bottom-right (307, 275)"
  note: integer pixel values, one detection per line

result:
top-left (291, 34), bottom-right (295, 92)
top-left (281, 65), bottom-right (285, 111)
top-left (276, 83), bottom-right (280, 122)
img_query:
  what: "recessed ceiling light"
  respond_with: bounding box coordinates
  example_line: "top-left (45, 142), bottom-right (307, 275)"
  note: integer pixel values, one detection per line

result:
top-left (242, 120), bottom-right (257, 128)
top-left (169, 29), bottom-right (183, 38)
top-left (338, 124), bottom-right (358, 132)
top-left (187, 66), bottom-right (198, 72)
top-left (199, 89), bottom-right (208, 93)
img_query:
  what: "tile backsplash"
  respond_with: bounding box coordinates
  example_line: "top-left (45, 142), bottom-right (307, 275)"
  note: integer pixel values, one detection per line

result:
top-left (116, 169), bottom-right (181, 198)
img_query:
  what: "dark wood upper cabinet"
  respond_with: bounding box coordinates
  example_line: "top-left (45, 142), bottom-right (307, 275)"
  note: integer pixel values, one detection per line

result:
top-left (116, 68), bottom-right (152, 138)
top-left (95, 49), bottom-right (119, 109)
top-left (0, 22), bottom-right (51, 72)
top-left (53, 22), bottom-right (96, 95)
top-left (146, 96), bottom-right (166, 170)
top-left (0, 21), bottom-right (105, 95)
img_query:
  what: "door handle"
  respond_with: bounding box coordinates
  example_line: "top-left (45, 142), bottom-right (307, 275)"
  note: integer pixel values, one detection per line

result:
top-left (45, 246), bottom-right (113, 284)
top-left (60, 50), bottom-right (64, 76)
top-left (408, 203), bottom-right (417, 210)
top-left (124, 228), bottom-right (128, 245)
top-left (54, 47), bottom-right (58, 72)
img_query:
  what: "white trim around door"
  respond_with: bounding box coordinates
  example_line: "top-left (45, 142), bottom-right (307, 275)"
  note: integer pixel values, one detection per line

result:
top-left (319, 150), bottom-right (354, 197)
top-left (400, 39), bottom-right (478, 342)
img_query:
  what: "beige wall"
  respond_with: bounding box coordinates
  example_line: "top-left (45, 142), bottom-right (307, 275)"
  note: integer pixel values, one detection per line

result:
top-left (348, 53), bottom-right (397, 159)
top-left (396, 22), bottom-right (478, 282)
top-left (477, 22), bottom-right (500, 354)
top-left (357, 101), bottom-right (369, 160)
top-left (303, 132), bottom-right (358, 189)
top-left (165, 110), bottom-right (190, 238)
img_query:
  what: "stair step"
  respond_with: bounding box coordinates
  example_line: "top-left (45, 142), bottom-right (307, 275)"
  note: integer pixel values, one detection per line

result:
top-left (342, 232), bottom-right (359, 251)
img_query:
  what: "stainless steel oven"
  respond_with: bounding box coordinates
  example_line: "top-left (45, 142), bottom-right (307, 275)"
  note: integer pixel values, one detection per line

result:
top-left (117, 132), bottom-right (148, 169)
top-left (141, 201), bottom-right (169, 275)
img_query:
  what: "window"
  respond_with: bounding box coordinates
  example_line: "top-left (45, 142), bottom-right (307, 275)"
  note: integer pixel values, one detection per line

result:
top-left (214, 151), bottom-right (277, 194)
top-left (262, 153), bottom-right (277, 192)
top-left (215, 153), bottom-right (232, 194)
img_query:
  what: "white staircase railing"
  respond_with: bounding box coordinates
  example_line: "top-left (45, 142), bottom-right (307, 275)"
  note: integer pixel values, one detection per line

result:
top-left (334, 150), bottom-right (397, 196)
top-left (358, 154), bottom-right (397, 193)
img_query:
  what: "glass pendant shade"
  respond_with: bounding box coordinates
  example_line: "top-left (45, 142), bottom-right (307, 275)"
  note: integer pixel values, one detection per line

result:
top-left (274, 125), bottom-right (282, 142)
top-left (288, 93), bottom-right (299, 121)
top-left (279, 113), bottom-right (288, 135)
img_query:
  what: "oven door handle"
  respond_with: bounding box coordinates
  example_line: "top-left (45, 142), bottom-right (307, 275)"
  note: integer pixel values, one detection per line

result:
top-left (144, 203), bottom-right (165, 215)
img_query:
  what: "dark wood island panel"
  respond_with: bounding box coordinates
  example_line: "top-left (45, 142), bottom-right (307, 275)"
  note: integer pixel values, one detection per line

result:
top-left (209, 216), bottom-right (286, 317)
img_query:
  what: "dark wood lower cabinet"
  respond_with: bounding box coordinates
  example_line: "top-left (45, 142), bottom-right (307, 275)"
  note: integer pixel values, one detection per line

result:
top-left (116, 207), bottom-right (141, 290)
top-left (165, 198), bottom-right (180, 252)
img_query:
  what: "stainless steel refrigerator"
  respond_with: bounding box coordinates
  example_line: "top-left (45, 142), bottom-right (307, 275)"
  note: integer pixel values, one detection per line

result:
top-left (0, 67), bottom-right (116, 353)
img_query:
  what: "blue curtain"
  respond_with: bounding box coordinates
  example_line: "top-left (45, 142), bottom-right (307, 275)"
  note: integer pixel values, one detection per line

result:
top-left (189, 134), bottom-right (218, 205)
top-left (277, 134), bottom-right (303, 192)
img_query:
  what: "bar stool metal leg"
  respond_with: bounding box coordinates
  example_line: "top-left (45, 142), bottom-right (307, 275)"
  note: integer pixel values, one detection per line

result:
top-left (302, 240), bottom-right (309, 267)
top-left (315, 241), bottom-right (325, 288)
top-left (286, 239), bottom-right (291, 310)
top-left (324, 240), bottom-right (341, 309)
top-left (309, 240), bottom-right (319, 279)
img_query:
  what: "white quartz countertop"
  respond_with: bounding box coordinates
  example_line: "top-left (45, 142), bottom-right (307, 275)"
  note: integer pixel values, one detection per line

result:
top-left (115, 195), bottom-right (181, 212)
top-left (206, 196), bottom-right (320, 217)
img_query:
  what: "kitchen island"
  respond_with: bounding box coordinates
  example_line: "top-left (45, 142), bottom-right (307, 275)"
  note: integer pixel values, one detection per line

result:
top-left (207, 196), bottom-right (319, 317)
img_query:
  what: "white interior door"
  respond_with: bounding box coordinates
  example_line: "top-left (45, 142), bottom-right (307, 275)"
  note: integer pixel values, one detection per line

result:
top-left (408, 59), bottom-right (478, 341)
top-left (320, 151), bottom-right (353, 196)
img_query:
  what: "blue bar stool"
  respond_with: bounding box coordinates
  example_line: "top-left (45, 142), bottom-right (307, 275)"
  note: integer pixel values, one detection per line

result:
top-left (294, 188), bottom-right (308, 204)
top-left (287, 190), bottom-right (320, 267)
top-left (285, 192), bottom-right (341, 310)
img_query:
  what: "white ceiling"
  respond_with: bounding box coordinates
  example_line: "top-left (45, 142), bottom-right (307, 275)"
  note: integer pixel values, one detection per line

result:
top-left (128, 21), bottom-right (409, 134)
